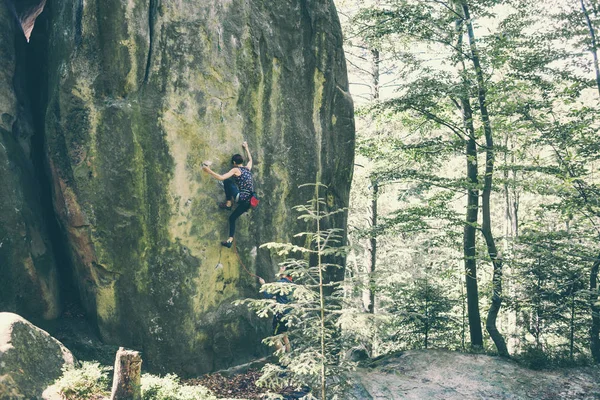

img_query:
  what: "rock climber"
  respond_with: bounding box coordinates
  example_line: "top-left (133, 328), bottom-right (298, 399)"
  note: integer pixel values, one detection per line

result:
top-left (202, 141), bottom-right (255, 248)
top-left (258, 266), bottom-right (293, 353)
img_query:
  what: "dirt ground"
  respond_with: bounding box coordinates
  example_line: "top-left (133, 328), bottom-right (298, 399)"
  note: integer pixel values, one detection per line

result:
top-left (42, 347), bottom-right (600, 399)
top-left (186, 350), bottom-right (600, 399)
top-left (184, 368), bottom-right (305, 400)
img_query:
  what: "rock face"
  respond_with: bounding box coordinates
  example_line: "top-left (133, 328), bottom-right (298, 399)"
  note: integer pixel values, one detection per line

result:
top-left (0, 2), bottom-right (60, 320)
top-left (43, 0), bottom-right (354, 374)
top-left (0, 313), bottom-right (75, 399)
top-left (348, 350), bottom-right (600, 399)
top-left (5, 0), bottom-right (47, 42)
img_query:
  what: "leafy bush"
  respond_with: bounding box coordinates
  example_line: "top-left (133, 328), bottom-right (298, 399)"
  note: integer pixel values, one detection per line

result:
top-left (54, 361), bottom-right (111, 400)
top-left (141, 373), bottom-right (216, 400)
top-left (54, 362), bottom-right (216, 400)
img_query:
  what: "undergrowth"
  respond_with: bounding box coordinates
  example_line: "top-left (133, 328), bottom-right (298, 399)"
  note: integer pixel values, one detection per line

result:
top-left (141, 373), bottom-right (217, 400)
top-left (54, 362), bottom-right (111, 400)
top-left (53, 361), bottom-right (217, 400)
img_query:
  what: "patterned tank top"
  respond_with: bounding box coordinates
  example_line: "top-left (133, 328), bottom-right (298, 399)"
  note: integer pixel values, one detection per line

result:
top-left (234, 167), bottom-right (254, 202)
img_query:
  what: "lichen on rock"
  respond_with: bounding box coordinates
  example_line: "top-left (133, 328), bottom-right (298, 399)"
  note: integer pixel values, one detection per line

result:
top-left (43, 0), bottom-right (354, 375)
top-left (0, 312), bottom-right (75, 399)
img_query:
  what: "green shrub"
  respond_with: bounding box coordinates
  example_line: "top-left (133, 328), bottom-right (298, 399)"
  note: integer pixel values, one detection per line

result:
top-left (54, 361), bottom-right (111, 400)
top-left (517, 346), bottom-right (552, 370)
top-left (53, 362), bottom-right (215, 400)
top-left (141, 373), bottom-right (216, 400)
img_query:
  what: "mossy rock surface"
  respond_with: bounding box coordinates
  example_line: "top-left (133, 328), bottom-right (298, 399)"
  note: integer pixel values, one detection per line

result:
top-left (44, 0), bottom-right (354, 375)
top-left (0, 312), bottom-right (75, 399)
top-left (0, 2), bottom-right (61, 321)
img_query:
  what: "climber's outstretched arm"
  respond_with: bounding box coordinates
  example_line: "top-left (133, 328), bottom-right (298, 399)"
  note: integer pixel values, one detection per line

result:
top-left (202, 166), bottom-right (237, 181)
top-left (242, 141), bottom-right (253, 170)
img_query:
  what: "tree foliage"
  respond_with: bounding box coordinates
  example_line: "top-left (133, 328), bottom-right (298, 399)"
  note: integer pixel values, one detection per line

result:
top-left (338, 0), bottom-right (600, 366)
top-left (240, 183), bottom-right (355, 399)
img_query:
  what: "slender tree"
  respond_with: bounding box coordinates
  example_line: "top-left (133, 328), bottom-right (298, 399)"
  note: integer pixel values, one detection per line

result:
top-left (367, 45), bottom-right (380, 314)
top-left (592, 254), bottom-right (600, 362)
top-left (369, 176), bottom-right (378, 313)
top-left (454, 5), bottom-right (484, 349)
top-left (460, 0), bottom-right (509, 357)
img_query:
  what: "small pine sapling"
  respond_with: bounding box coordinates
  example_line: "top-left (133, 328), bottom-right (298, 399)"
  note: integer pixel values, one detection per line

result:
top-left (238, 182), bottom-right (354, 399)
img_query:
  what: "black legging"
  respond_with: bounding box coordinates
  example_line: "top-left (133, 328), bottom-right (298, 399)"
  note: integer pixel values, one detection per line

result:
top-left (223, 178), bottom-right (252, 238)
top-left (229, 201), bottom-right (251, 237)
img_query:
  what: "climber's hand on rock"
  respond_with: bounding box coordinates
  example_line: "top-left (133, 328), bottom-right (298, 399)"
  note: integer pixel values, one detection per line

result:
top-left (242, 141), bottom-right (248, 149)
top-left (258, 277), bottom-right (265, 285)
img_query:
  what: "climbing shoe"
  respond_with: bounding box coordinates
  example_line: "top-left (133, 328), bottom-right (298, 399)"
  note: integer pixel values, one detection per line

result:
top-left (218, 202), bottom-right (232, 210)
top-left (221, 240), bottom-right (233, 248)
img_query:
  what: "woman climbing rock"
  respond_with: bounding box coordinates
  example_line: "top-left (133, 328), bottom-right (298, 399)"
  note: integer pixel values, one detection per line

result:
top-left (202, 141), bottom-right (256, 248)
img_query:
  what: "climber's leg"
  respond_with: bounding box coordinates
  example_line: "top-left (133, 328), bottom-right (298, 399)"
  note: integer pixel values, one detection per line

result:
top-left (220, 179), bottom-right (239, 209)
top-left (221, 201), bottom-right (251, 247)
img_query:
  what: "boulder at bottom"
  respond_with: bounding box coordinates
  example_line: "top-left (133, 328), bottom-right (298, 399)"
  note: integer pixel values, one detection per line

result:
top-left (0, 312), bottom-right (75, 399)
top-left (346, 349), bottom-right (600, 400)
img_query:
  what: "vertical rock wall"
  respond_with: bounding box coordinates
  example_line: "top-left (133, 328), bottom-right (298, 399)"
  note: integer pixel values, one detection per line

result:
top-left (44, 0), bottom-right (354, 375)
top-left (0, 4), bottom-right (60, 320)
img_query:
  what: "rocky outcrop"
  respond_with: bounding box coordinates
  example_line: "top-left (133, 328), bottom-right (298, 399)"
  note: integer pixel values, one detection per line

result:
top-left (348, 350), bottom-right (600, 399)
top-left (0, 313), bottom-right (75, 399)
top-left (0, 2), bottom-right (60, 320)
top-left (43, 0), bottom-right (354, 375)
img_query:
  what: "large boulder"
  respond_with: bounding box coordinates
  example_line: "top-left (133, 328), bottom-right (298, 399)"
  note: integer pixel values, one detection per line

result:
top-left (347, 350), bottom-right (600, 399)
top-left (0, 313), bottom-right (75, 399)
top-left (0, 1), bottom-right (60, 320)
top-left (44, 0), bottom-right (354, 375)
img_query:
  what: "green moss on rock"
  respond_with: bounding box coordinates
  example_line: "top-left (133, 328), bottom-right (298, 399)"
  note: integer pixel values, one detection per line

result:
top-left (0, 313), bottom-right (75, 398)
top-left (44, 0), bottom-right (354, 376)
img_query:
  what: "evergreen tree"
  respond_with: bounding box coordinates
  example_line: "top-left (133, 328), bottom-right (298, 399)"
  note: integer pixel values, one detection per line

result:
top-left (240, 183), bottom-right (352, 399)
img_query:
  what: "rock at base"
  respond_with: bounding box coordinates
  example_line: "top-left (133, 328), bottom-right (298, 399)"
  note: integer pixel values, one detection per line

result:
top-left (347, 349), bottom-right (600, 400)
top-left (0, 312), bottom-right (75, 399)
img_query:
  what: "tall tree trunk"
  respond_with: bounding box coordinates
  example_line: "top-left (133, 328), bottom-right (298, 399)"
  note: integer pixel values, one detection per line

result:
top-left (581, 0), bottom-right (600, 97)
top-left (463, 110), bottom-right (484, 349)
top-left (367, 47), bottom-right (380, 314)
top-left (535, 266), bottom-right (542, 347)
top-left (461, 275), bottom-right (467, 350)
top-left (462, 1), bottom-right (509, 357)
top-left (570, 285), bottom-right (576, 361)
top-left (502, 133), bottom-right (520, 353)
top-left (425, 273), bottom-right (430, 349)
top-left (371, 48), bottom-right (380, 101)
top-left (503, 134), bottom-right (512, 252)
top-left (591, 253), bottom-right (600, 363)
top-left (454, 8), bottom-right (483, 348)
top-left (368, 178), bottom-right (378, 314)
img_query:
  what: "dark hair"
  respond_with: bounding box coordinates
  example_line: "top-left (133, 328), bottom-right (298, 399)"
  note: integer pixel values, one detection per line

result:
top-left (231, 154), bottom-right (244, 165)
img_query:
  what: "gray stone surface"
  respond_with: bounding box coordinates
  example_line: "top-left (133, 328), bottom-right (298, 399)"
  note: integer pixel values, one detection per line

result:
top-left (0, 1), bottom-right (60, 321)
top-left (0, 313), bottom-right (75, 399)
top-left (43, 0), bottom-right (354, 375)
top-left (348, 350), bottom-right (600, 400)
